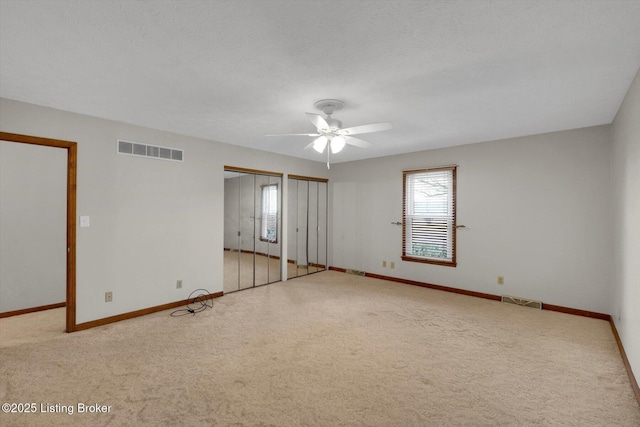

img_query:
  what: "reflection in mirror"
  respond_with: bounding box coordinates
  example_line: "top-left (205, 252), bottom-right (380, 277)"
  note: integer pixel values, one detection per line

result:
top-left (296, 179), bottom-right (309, 276)
top-left (238, 173), bottom-right (255, 290)
top-left (287, 178), bottom-right (299, 278)
top-left (287, 177), bottom-right (328, 279)
top-left (308, 181), bottom-right (319, 273)
top-left (223, 171), bottom-right (242, 294)
top-left (266, 175), bottom-right (281, 283)
top-left (254, 174), bottom-right (268, 286)
top-left (224, 169), bottom-right (282, 293)
top-left (254, 174), bottom-right (282, 286)
top-left (317, 182), bottom-right (328, 270)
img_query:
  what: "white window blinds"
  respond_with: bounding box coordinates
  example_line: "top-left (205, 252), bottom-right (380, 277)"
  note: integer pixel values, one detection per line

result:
top-left (403, 166), bottom-right (456, 266)
top-left (261, 184), bottom-right (278, 242)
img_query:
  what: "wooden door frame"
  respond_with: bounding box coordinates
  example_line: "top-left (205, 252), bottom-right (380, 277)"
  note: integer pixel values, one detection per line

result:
top-left (0, 131), bottom-right (77, 332)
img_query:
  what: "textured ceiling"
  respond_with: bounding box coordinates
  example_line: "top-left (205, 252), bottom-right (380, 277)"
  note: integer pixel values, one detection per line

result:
top-left (1, 0), bottom-right (640, 164)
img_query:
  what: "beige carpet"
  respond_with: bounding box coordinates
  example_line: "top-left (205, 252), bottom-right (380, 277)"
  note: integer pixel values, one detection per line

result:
top-left (223, 250), bottom-right (283, 293)
top-left (223, 250), bottom-right (318, 294)
top-left (1, 271), bottom-right (638, 426)
top-left (0, 307), bottom-right (66, 348)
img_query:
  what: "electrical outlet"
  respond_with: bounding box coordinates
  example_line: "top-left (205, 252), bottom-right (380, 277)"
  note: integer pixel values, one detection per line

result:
top-left (497, 276), bottom-right (504, 285)
top-left (382, 260), bottom-right (387, 268)
top-left (390, 262), bottom-right (395, 269)
top-left (176, 280), bottom-right (182, 289)
top-left (105, 291), bottom-right (113, 302)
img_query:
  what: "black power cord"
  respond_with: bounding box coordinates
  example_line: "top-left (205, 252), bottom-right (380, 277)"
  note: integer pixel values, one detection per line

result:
top-left (170, 288), bottom-right (214, 317)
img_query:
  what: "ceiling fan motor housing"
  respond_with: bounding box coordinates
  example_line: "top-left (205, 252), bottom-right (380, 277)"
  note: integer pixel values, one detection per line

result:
top-left (314, 99), bottom-right (345, 133)
top-left (324, 118), bottom-right (343, 133)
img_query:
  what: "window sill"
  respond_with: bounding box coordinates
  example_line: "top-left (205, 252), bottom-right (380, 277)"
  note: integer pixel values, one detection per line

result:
top-left (401, 255), bottom-right (456, 267)
top-left (259, 237), bottom-right (278, 244)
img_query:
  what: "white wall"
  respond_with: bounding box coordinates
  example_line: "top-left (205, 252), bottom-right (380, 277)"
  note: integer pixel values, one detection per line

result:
top-left (330, 125), bottom-right (613, 314)
top-left (0, 98), bottom-right (328, 324)
top-left (611, 68), bottom-right (640, 381)
top-left (0, 91), bottom-right (631, 359)
top-left (0, 141), bottom-right (67, 312)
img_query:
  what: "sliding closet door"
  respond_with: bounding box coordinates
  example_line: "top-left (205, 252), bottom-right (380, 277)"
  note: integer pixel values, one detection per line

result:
top-left (308, 181), bottom-right (319, 274)
top-left (254, 174), bottom-right (281, 286)
top-left (317, 181), bottom-right (328, 270)
top-left (287, 178), bottom-right (299, 278)
top-left (223, 171), bottom-right (241, 294)
top-left (238, 173), bottom-right (255, 290)
top-left (267, 175), bottom-right (282, 283)
top-left (224, 168), bottom-right (283, 293)
top-left (287, 176), bottom-right (328, 279)
top-left (238, 174), bottom-right (326, 283)
top-left (254, 174), bottom-right (269, 286)
top-left (296, 180), bottom-right (309, 276)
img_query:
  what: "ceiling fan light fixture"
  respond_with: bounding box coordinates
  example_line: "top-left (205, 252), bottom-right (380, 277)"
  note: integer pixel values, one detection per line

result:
top-left (330, 136), bottom-right (346, 153)
top-left (266, 99), bottom-right (392, 166)
top-left (313, 136), bottom-right (328, 153)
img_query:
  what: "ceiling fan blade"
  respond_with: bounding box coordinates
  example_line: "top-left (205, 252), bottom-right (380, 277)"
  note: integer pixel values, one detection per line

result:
top-left (305, 113), bottom-right (329, 130)
top-left (344, 135), bottom-right (372, 148)
top-left (265, 133), bottom-right (320, 137)
top-left (303, 141), bottom-right (315, 150)
top-left (338, 122), bottom-right (392, 136)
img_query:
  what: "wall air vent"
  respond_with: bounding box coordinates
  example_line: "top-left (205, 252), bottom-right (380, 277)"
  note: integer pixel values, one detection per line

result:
top-left (501, 295), bottom-right (543, 310)
top-left (117, 139), bottom-right (183, 162)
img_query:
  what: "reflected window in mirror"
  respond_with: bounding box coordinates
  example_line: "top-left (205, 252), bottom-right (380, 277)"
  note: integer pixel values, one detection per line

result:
top-left (260, 184), bottom-right (278, 243)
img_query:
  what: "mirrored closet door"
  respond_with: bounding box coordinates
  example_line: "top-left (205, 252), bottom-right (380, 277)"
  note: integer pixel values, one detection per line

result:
top-left (224, 168), bottom-right (282, 293)
top-left (287, 176), bottom-right (328, 278)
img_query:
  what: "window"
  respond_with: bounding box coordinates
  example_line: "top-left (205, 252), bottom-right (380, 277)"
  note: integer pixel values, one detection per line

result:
top-left (402, 166), bottom-right (456, 266)
top-left (260, 184), bottom-right (278, 243)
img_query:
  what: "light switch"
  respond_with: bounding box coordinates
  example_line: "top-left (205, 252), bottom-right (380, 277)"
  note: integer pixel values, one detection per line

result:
top-left (80, 216), bottom-right (90, 228)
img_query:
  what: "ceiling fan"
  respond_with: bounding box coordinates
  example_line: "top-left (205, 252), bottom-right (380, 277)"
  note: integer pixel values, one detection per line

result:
top-left (266, 99), bottom-right (392, 168)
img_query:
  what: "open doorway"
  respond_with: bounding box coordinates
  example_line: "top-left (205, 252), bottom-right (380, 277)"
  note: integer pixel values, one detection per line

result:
top-left (0, 132), bottom-right (77, 333)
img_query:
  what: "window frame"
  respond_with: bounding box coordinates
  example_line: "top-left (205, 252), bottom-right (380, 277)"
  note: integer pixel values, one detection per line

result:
top-left (402, 166), bottom-right (457, 267)
top-left (259, 183), bottom-right (279, 243)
